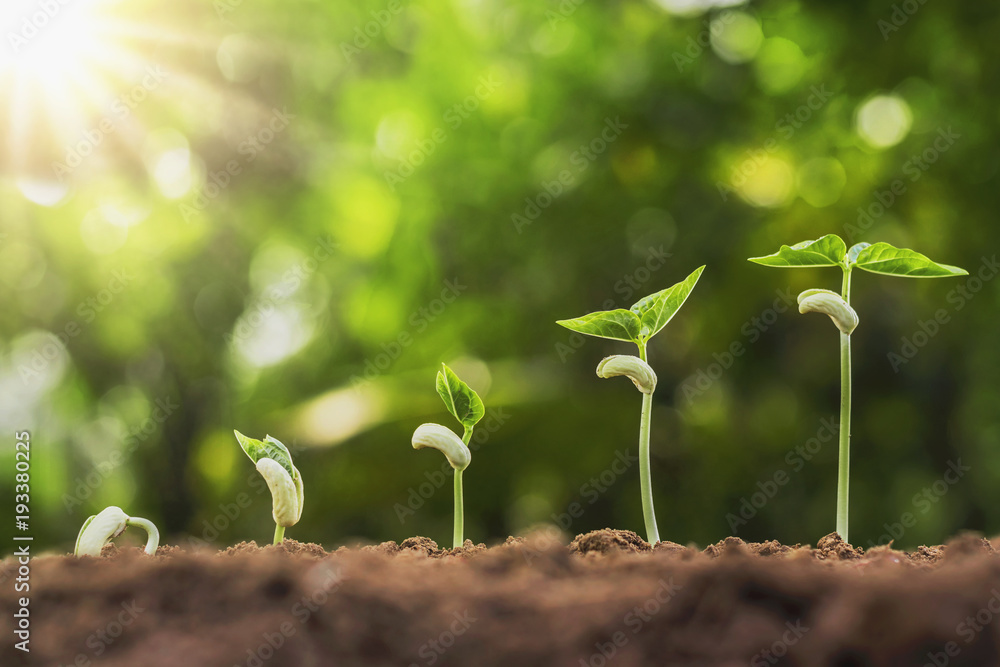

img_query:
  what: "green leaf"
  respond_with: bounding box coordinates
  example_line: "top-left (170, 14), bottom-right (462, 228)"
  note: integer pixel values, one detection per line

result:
top-left (629, 265), bottom-right (705, 341)
top-left (234, 430), bottom-right (300, 483)
top-left (555, 309), bottom-right (641, 343)
top-left (852, 242), bottom-right (968, 278)
top-left (436, 364), bottom-right (485, 431)
top-left (748, 234), bottom-right (847, 268)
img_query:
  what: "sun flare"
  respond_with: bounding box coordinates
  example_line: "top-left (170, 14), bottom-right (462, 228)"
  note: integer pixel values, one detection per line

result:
top-left (1, 0), bottom-right (104, 75)
top-left (0, 0), bottom-right (181, 185)
top-left (1, 0), bottom-right (113, 151)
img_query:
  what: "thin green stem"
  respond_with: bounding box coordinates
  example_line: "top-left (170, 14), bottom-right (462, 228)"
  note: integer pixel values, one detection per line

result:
top-left (273, 524), bottom-right (285, 545)
top-left (637, 341), bottom-right (660, 545)
top-left (837, 269), bottom-right (852, 543)
top-left (453, 469), bottom-right (464, 549)
top-left (452, 428), bottom-right (472, 549)
top-left (126, 517), bottom-right (160, 555)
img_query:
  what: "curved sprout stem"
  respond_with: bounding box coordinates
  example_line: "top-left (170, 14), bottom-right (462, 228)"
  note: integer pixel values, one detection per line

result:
top-left (125, 517), bottom-right (160, 555)
top-left (273, 525), bottom-right (286, 545)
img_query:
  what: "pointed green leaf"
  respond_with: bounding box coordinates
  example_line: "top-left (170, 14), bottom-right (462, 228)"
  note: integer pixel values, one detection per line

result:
top-left (234, 430), bottom-right (300, 482)
top-left (852, 242), bottom-right (968, 278)
top-left (748, 234), bottom-right (847, 268)
top-left (629, 265), bottom-right (705, 341)
top-left (435, 364), bottom-right (485, 431)
top-left (556, 309), bottom-right (641, 343)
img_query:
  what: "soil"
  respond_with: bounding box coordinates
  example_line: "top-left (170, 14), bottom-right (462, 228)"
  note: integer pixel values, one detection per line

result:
top-left (4, 529), bottom-right (1000, 666)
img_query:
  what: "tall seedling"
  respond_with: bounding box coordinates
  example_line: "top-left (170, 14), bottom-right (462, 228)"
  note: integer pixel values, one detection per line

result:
top-left (750, 235), bottom-right (967, 542)
top-left (557, 266), bottom-right (705, 544)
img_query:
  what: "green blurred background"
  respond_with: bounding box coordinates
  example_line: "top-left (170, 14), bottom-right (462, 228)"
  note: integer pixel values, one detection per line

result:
top-left (1, 0), bottom-right (998, 554)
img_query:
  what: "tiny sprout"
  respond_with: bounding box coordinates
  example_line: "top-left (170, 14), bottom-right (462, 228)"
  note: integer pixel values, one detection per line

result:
top-left (557, 265), bottom-right (705, 544)
top-left (750, 234), bottom-right (967, 542)
top-left (234, 430), bottom-right (303, 545)
top-left (411, 363), bottom-right (484, 548)
top-left (74, 506), bottom-right (159, 557)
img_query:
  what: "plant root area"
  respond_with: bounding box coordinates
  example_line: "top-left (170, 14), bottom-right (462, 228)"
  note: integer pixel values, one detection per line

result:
top-left (4, 529), bottom-right (1000, 666)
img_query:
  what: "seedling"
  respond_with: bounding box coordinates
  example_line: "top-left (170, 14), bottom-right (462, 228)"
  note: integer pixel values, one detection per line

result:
top-left (411, 363), bottom-right (484, 549)
top-left (234, 430), bottom-right (303, 544)
top-left (749, 235), bottom-right (967, 542)
top-left (74, 506), bottom-right (159, 557)
top-left (556, 266), bottom-right (705, 544)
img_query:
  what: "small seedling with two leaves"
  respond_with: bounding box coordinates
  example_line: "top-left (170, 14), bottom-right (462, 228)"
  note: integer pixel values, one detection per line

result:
top-left (411, 364), bottom-right (484, 549)
top-left (234, 430), bottom-right (304, 545)
top-left (749, 235), bottom-right (967, 543)
top-left (556, 266), bottom-right (705, 545)
top-left (75, 506), bottom-right (159, 557)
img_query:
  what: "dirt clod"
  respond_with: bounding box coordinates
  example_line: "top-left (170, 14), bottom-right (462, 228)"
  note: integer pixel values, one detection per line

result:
top-left (569, 528), bottom-right (651, 555)
top-left (815, 531), bottom-right (864, 560)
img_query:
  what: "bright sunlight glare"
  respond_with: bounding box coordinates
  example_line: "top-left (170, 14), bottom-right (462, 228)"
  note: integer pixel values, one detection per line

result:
top-left (1, 0), bottom-right (275, 209)
top-left (0, 0), bottom-right (175, 182)
top-left (0, 0), bottom-right (102, 75)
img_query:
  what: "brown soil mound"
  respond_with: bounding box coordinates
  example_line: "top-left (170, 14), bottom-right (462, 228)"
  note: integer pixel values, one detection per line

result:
top-left (569, 528), bottom-right (653, 555)
top-left (3, 531), bottom-right (1000, 666)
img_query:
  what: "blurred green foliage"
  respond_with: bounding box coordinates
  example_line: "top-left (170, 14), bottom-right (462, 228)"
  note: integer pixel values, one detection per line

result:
top-left (1, 0), bottom-right (999, 553)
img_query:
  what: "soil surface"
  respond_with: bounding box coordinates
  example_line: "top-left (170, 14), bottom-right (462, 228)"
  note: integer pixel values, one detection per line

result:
top-left (3, 529), bottom-right (1000, 666)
